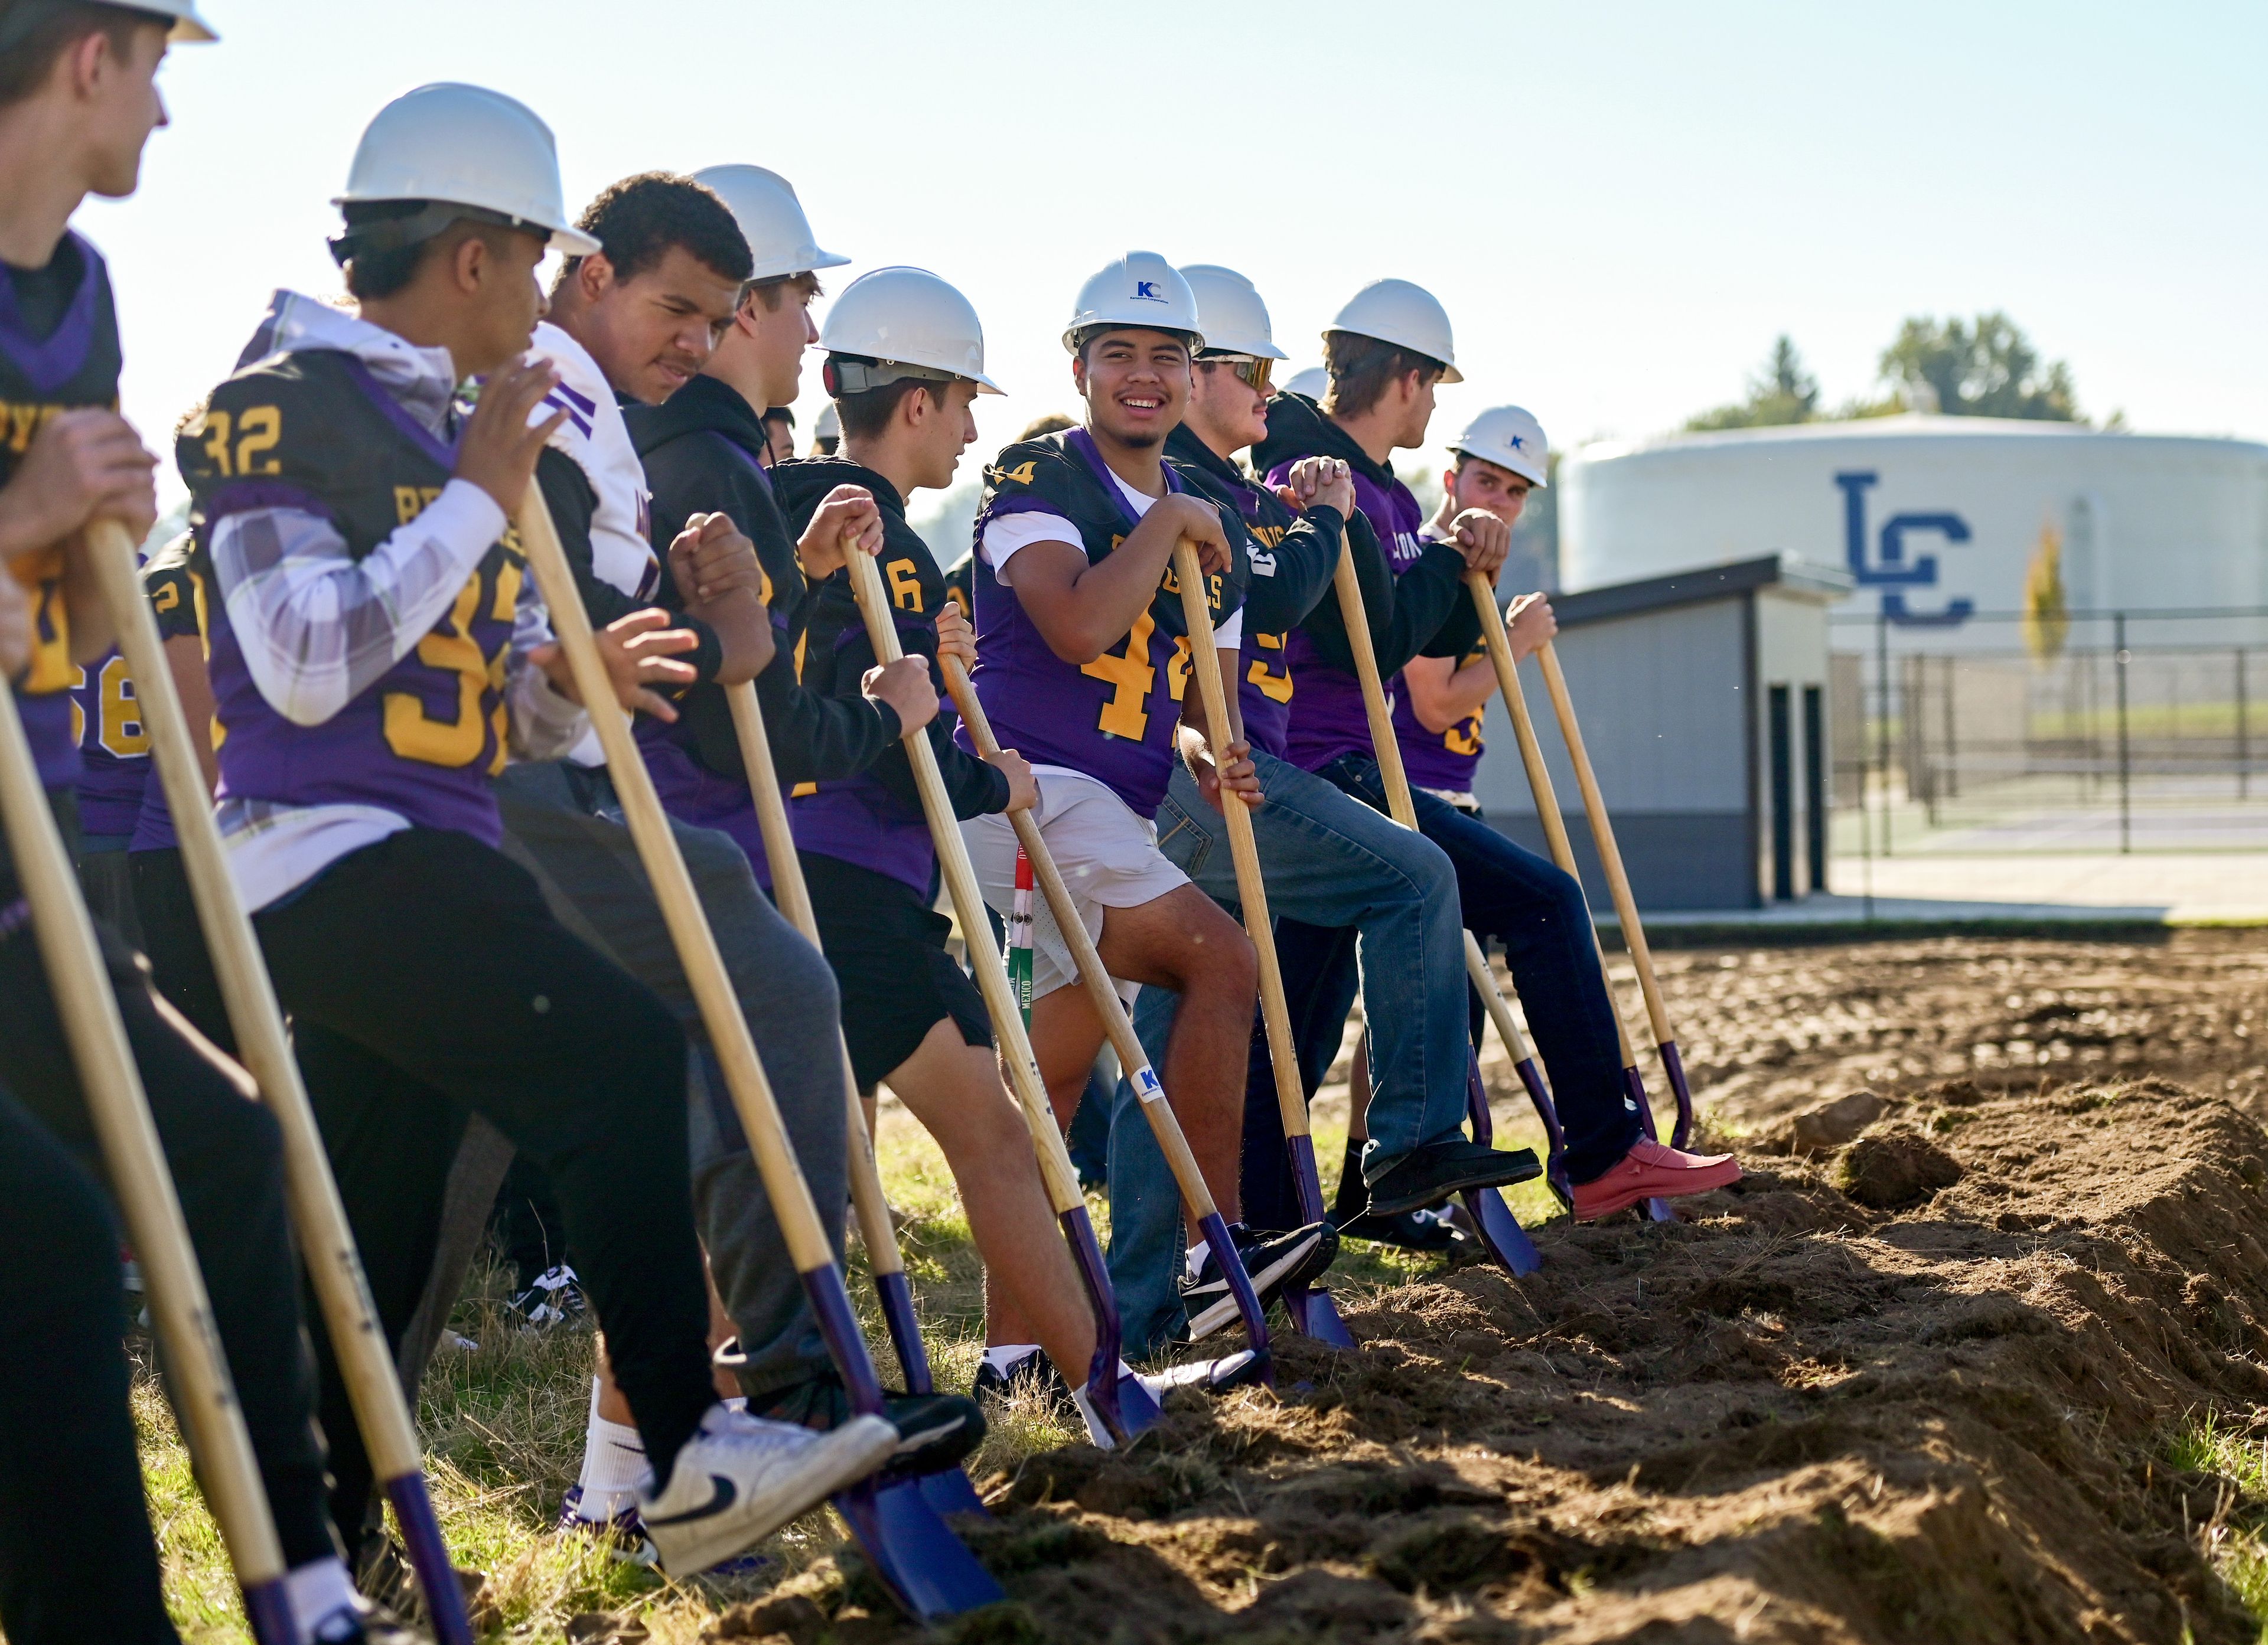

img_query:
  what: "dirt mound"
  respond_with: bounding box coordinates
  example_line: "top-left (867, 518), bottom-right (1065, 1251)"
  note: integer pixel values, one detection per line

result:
top-left (709, 1078), bottom-right (2268, 1644)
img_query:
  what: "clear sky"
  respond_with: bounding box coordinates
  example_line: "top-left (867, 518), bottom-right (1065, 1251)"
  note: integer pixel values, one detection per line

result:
top-left (73, 0), bottom-right (2268, 506)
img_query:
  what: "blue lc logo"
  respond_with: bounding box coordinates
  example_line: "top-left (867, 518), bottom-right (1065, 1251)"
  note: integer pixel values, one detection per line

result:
top-left (1834, 471), bottom-right (1974, 626)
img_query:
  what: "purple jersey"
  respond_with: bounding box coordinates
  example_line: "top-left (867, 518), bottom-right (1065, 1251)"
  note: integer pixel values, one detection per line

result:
top-left (69, 648), bottom-right (151, 839)
top-left (1, 232), bottom-right (125, 790)
top-left (181, 348), bottom-right (524, 848)
top-left (128, 540), bottom-right (207, 854)
top-left (1392, 637), bottom-right (1487, 791)
top-left (960, 428), bottom-right (1244, 817)
top-left (1267, 464), bottom-right (1429, 772)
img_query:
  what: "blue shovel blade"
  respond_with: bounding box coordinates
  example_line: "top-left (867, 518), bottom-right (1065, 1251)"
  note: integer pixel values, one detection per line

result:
top-left (835, 1479), bottom-right (1005, 1622)
top-left (1461, 1186), bottom-right (1542, 1276)
top-left (1285, 1284), bottom-right (1357, 1347)
top-left (915, 1466), bottom-right (990, 1519)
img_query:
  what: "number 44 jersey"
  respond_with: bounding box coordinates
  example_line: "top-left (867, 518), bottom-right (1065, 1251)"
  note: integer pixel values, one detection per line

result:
top-left (961, 427), bottom-right (1247, 818)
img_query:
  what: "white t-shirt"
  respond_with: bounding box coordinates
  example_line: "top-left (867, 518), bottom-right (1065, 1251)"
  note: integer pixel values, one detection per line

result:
top-left (980, 464), bottom-right (1243, 653)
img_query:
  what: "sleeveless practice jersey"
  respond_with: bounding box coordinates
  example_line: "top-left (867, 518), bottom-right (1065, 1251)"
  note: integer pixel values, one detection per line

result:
top-left (1164, 425), bottom-right (1342, 762)
top-left (2, 231), bottom-right (125, 788)
top-left (962, 427), bottom-right (1246, 816)
top-left (775, 457), bottom-right (1007, 896)
top-left (181, 348), bottom-right (525, 846)
top-left (1393, 625), bottom-right (1487, 791)
top-left (128, 535), bottom-right (210, 854)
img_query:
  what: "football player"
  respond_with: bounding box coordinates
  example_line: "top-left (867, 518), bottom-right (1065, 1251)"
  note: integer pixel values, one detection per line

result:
top-left (177, 82), bottom-right (896, 1581)
top-left (1253, 281), bottom-right (1740, 1222)
top-left (955, 253), bottom-right (1336, 1349)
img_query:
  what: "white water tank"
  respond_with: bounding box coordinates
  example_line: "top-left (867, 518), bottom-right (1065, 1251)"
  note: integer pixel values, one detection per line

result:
top-left (1560, 416), bottom-right (2268, 637)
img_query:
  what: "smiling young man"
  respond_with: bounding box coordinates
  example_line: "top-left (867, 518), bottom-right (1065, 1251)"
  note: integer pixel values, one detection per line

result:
top-left (1096, 267), bottom-right (1540, 1346)
top-left (954, 253), bottom-right (1336, 1349)
top-left (178, 83), bottom-right (896, 1585)
top-left (1256, 288), bottom-right (1741, 1222)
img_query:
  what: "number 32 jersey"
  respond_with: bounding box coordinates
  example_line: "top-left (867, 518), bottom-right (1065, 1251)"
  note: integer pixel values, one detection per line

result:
top-left (178, 343), bottom-right (526, 851)
top-left (961, 427), bottom-right (1247, 818)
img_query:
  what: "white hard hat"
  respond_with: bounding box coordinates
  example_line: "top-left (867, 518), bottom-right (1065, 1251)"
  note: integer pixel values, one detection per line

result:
top-left (1449, 405), bottom-right (1549, 488)
top-left (1285, 365), bottom-right (1329, 401)
top-left (333, 84), bottom-right (598, 257)
top-left (1177, 264), bottom-right (1287, 361)
top-left (117, 1), bottom-right (219, 40)
top-left (1325, 278), bottom-right (1462, 383)
top-left (692, 165), bottom-right (849, 285)
top-left (819, 266), bottom-right (1002, 394)
top-left (1062, 252), bottom-right (1204, 354)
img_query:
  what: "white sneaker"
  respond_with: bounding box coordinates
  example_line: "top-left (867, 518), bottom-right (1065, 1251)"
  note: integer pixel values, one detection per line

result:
top-left (635, 1402), bottom-right (897, 1575)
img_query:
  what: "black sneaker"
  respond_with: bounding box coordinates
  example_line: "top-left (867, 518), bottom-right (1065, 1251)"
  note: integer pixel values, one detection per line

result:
top-left (1364, 1139), bottom-right (1542, 1218)
top-left (505, 1264), bottom-right (584, 1327)
top-left (970, 1346), bottom-right (1070, 1404)
top-left (1334, 1202), bottom-right (1464, 1252)
top-left (751, 1373), bottom-right (986, 1482)
top-left (1181, 1222), bottom-right (1338, 1340)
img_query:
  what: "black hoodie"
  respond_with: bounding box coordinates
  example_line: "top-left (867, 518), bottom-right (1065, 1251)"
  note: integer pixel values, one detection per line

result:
top-left (626, 373), bottom-right (902, 787)
top-left (1249, 391), bottom-right (1481, 679)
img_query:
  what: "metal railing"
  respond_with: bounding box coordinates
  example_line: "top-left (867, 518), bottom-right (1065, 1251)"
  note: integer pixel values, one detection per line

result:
top-left (1830, 608), bottom-right (2268, 857)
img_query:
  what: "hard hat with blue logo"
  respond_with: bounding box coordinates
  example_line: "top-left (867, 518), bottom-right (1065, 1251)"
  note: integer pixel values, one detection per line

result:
top-left (1325, 278), bottom-right (1462, 383)
top-left (1449, 404), bottom-right (1549, 488)
top-left (1063, 252), bottom-right (1204, 355)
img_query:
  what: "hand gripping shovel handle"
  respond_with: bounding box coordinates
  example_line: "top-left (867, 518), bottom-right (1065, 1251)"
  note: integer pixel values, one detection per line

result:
top-left (85, 522), bottom-right (475, 1644)
top-left (836, 547), bottom-right (1153, 1444)
top-left (516, 495), bottom-right (1005, 1618)
top-left (0, 670), bottom-right (294, 1645)
top-left (721, 681), bottom-right (989, 1520)
top-left (1325, 544), bottom-right (1542, 1273)
top-left (941, 647), bottom-right (1283, 1365)
top-left (1465, 576), bottom-right (1674, 1216)
top-left (1155, 547), bottom-right (1345, 1349)
top-left (1533, 642), bottom-right (1694, 1147)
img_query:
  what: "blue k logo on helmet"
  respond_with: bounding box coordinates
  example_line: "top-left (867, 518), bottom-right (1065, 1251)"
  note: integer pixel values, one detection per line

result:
top-left (1135, 280), bottom-right (1162, 301)
top-left (1061, 252), bottom-right (1208, 353)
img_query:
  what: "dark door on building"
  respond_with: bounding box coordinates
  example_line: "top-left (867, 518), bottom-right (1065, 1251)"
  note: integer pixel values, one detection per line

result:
top-left (1804, 684), bottom-right (1827, 894)
top-left (1769, 684), bottom-right (1794, 900)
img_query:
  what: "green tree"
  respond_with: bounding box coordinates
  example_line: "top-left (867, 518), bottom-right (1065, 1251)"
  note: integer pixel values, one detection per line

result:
top-left (1686, 335), bottom-right (1821, 430)
top-left (1878, 312), bottom-right (2081, 420)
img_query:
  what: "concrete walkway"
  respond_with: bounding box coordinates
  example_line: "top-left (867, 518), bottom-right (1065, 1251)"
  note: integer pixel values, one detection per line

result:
top-left (1610, 851), bottom-right (2268, 933)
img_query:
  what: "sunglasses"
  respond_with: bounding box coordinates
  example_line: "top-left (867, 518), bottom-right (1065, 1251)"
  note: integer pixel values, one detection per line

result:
top-left (1204, 355), bottom-right (1274, 396)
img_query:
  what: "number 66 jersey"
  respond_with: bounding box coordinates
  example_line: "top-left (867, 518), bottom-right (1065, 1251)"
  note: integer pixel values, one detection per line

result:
top-left (177, 292), bottom-right (587, 912)
top-left (961, 426), bottom-right (1248, 819)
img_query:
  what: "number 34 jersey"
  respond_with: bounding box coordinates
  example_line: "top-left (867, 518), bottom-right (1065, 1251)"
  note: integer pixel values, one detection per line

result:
top-left (178, 338), bottom-right (527, 852)
top-left (961, 427), bottom-right (1247, 818)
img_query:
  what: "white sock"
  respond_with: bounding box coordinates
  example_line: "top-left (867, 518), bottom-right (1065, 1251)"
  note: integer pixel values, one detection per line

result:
top-left (980, 1343), bottom-right (1042, 1378)
top-left (1184, 1239), bottom-right (1210, 1282)
top-left (572, 1376), bottom-right (648, 1518)
top-left (284, 1556), bottom-right (359, 1643)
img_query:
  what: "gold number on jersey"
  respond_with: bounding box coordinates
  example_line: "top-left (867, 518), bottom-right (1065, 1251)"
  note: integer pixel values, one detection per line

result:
top-left (98, 656), bottom-right (148, 758)
top-left (1247, 630), bottom-right (1294, 704)
top-left (1445, 713), bottom-right (1484, 757)
top-left (1082, 611), bottom-right (1155, 740)
top-left (382, 558), bottom-right (520, 773)
top-left (887, 557), bottom-right (924, 613)
top-left (195, 406), bottom-right (283, 478)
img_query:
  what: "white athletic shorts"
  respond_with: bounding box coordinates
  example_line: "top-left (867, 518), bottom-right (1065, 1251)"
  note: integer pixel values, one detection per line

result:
top-left (959, 767), bottom-right (1188, 1003)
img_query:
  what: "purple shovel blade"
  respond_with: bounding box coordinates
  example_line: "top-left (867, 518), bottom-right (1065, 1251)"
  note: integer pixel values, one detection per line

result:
top-left (1511, 1056), bottom-right (1572, 1213)
top-left (1193, 1210), bottom-right (1275, 1385)
top-left (1461, 1053), bottom-right (1544, 1274)
top-left (1059, 1206), bottom-right (1164, 1441)
top-left (800, 1267), bottom-right (1003, 1620)
top-left (243, 1579), bottom-right (295, 1645)
top-left (870, 1271), bottom-right (991, 1519)
top-left (1278, 1135), bottom-right (1354, 1347)
top-left (385, 1471), bottom-right (474, 1645)
top-left (1660, 1040), bottom-right (1696, 1150)
top-left (1622, 1066), bottom-right (1679, 1223)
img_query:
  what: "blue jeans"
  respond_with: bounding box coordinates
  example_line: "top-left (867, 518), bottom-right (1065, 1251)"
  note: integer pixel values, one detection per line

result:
top-left (1104, 750), bottom-right (1471, 1352)
top-left (1312, 754), bottom-right (1640, 1187)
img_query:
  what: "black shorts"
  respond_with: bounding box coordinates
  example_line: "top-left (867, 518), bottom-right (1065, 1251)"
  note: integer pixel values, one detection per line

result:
top-left (800, 850), bottom-right (993, 1091)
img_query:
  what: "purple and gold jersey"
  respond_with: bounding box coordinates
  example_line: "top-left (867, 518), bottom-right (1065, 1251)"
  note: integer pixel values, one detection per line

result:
top-left (128, 540), bottom-right (207, 854)
top-left (69, 646), bottom-right (149, 838)
top-left (1392, 638), bottom-right (1487, 791)
top-left (1267, 464), bottom-right (1427, 772)
top-left (1, 231), bottom-right (125, 789)
top-left (959, 428), bottom-right (1246, 817)
top-left (180, 348), bottom-right (524, 847)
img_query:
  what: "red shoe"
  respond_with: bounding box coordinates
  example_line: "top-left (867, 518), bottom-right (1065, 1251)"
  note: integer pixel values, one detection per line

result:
top-left (1572, 1137), bottom-right (1741, 1222)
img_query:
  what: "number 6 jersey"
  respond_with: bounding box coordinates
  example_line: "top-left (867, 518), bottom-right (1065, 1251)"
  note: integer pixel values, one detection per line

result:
top-left (177, 292), bottom-right (588, 910)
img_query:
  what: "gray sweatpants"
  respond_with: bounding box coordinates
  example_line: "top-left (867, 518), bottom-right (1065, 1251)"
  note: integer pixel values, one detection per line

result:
top-left (398, 759), bottom-right (848, 1408)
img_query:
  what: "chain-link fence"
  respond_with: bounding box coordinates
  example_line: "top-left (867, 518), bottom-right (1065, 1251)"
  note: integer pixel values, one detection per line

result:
top-left (1830, 609), bottom-right (2268, 856)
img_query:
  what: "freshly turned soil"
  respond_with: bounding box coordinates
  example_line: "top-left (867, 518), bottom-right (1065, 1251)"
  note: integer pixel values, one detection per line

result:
top-left (708, 935), bottom-right (2268, 1644)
